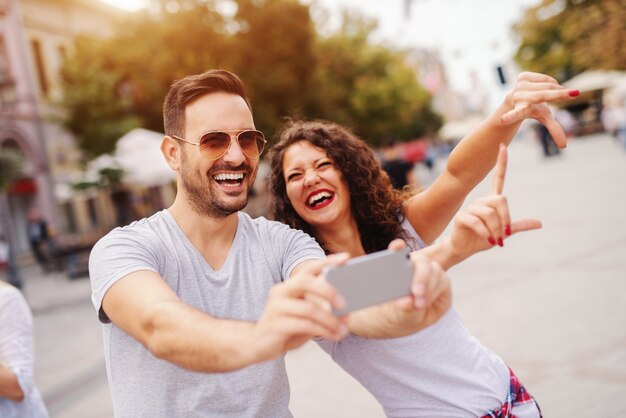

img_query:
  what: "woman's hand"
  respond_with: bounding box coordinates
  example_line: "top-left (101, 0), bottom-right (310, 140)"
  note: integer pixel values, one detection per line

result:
top-left (448, 144), bottom-right (542, 260)
top-left (500, 71), bottom-right (579, 149)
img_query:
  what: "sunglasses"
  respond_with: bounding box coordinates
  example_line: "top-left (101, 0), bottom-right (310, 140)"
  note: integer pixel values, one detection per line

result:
top-left (173, 129), bottom-right (267, 160)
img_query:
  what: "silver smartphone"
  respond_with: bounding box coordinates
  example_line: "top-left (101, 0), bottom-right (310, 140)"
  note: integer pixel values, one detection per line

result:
top-left (325, 247), bottom-right (413, 316)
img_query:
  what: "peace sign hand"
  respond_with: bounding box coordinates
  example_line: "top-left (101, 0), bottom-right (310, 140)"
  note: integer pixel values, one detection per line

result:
top-left (448, 144), bottom-right (542, 260)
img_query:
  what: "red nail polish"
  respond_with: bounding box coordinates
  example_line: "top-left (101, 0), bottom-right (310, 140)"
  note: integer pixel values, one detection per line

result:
top-left (505, 225), bottom-right (511, 236)
top-left (498, 238), bottom-right (504, 247)
top-left (569, 90), bottom-right (580, 97)
top-left (488, 237), bottom-right (496, 245)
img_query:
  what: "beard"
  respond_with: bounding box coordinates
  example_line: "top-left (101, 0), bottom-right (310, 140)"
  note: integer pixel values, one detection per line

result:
top-left (179, 149), bottom-right (257, 218)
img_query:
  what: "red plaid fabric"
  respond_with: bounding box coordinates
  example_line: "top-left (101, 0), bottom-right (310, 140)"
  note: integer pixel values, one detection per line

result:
top-left (481, 368), bottom-right (542, 418)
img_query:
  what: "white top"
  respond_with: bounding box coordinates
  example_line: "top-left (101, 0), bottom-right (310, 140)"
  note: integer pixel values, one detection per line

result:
top-left (317, 218), bottom-right (539, 417)
top-left (0, 285), bottom-right (49, 418)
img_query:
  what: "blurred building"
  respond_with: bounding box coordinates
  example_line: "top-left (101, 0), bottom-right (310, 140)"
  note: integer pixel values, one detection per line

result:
top-left (0, 0), bottom-right (124, 256)
top-left (561, 70), bottom-right (626, 136)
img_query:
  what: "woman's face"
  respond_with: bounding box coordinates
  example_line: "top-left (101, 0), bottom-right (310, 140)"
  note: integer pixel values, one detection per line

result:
top-left (282, 141), bottom-right (351, 229)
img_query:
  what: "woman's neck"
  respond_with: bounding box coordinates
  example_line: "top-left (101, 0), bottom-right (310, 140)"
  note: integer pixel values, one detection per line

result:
top-left (313, 216), bottom-right (365, 257)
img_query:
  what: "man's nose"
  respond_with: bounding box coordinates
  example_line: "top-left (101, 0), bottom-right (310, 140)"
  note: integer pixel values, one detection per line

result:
top-left (222, 136), bottom-right (246, 165)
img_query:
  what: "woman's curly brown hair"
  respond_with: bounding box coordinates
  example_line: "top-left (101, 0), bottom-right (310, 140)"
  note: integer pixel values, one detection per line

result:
top-left (269, 119), bottom-right (413, 254)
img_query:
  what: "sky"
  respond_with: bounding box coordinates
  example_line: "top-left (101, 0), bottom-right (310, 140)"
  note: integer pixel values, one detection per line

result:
top-left (98, 0), bottom-right (543, 109)
top-left (311, 0), bottom-right (543, 109)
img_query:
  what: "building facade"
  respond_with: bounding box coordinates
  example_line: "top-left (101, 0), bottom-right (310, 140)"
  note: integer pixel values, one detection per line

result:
top-left (0, 0), bottom-right (123, 255)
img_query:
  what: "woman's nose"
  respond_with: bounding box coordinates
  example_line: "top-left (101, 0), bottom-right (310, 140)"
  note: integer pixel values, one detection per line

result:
top-left (303, 168), bottom-right (321, 187)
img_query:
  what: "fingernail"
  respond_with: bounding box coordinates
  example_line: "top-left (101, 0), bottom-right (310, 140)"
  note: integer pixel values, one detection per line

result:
top-left (569, 90), bottom-right (580, 97)
top-left (498, 237), bottom-right (504, 247)
top-left (505, 225), bottom-right (511, 236)
top-left (488, 236), bottom-right (496, 245)
top-left (412, 282), bottom-right (425, 296)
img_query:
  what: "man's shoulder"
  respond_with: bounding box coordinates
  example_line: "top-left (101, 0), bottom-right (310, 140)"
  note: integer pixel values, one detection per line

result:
top-left (94, 211), bottom-right (168, 249)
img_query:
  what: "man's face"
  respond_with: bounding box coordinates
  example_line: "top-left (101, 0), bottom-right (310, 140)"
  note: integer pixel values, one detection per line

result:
top-left (178, 92), bottom-right (259, 218)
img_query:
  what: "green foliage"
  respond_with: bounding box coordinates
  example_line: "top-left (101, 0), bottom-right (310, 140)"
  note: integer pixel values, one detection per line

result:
top-left (61, 0), bottom-right (441, 153)
top-left (61, 36), bottom-right (141, 158)
top-left (0, 149), bottom-right (24, 191)
top-left (71, 167), bottom-right (125, 191)
top-left (98, 167), bottom-right (126, 188)
top-left (514, 0), bottom-right (626, 80)
top-left (310, 13), bottom-right (442, 146)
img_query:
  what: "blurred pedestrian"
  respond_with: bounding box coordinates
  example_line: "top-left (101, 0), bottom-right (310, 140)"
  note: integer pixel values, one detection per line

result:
top-left (535, 123), bottom-right (561, 157)
top-left (25, 208), bottom-right (54, 272)
top-left (0, 281), bottom-right (49, 418)
top-left (380, 138), bottom-right (420, 190)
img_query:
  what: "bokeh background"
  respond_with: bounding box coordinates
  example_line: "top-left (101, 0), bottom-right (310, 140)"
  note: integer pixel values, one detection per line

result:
top-left (0, 0), bottom-right (625, 417)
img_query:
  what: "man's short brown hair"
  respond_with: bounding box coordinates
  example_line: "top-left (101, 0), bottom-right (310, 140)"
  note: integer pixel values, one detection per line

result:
top-left (162, 69), bottom-right (252, 138)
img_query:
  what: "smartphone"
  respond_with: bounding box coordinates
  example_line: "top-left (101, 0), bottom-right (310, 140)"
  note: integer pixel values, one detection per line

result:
top-left (325, 247), bottom-right (413, 316)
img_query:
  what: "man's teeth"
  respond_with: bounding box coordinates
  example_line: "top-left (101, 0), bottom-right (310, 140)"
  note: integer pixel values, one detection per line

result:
top-left (308, 191), bottom-right (332, 206)
top-left (214, 173), bottom-right (244, 181)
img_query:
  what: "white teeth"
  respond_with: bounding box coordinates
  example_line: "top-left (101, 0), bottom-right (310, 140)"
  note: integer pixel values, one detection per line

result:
top-left (214, 173), bottom-right (244, 181)
top-left (308, 191), bottom-right (332, 206)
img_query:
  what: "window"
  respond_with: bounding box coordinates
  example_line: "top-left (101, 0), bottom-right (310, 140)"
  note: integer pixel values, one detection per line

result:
top-left (61, 201), bottom-right (77, 234)
top-left (31, 39), bottom-right (48, 96)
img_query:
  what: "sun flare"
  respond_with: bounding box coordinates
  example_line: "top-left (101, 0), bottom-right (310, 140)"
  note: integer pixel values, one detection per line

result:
top-left (97, 0), bottom-right (146, 12)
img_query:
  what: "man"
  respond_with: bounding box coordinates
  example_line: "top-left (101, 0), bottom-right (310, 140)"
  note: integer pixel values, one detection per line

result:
top-left (89, 69), bottom-right (449, 417)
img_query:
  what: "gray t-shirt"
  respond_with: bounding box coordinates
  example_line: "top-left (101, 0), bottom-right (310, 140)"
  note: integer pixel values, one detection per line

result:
top-left (89, 210), bottom-right (324, 418)
top-left (317, 218), bottom-right (516, 418)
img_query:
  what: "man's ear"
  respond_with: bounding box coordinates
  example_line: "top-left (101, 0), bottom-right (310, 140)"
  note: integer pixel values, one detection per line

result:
top-left (161, 136), bottom-right (181, 170)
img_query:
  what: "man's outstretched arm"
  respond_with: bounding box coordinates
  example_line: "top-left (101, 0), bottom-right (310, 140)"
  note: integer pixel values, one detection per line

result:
top-left (102, 266), bottom-right (347, 372)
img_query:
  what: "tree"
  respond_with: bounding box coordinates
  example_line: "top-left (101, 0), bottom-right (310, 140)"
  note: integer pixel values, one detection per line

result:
top-left (60, 36), bottom-right (141, 158)
top-left (61, 0), bottom-right (441, 153)
top-left (514, 0), bottom-right (626, 81)
top-left (310, 12), bottom-right (442, 146)
top-left (0, 149), bottom-right (24, 288)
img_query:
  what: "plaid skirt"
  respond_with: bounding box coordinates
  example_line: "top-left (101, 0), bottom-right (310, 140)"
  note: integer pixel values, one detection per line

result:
top-left (481, 368), bottom-right (542, 418)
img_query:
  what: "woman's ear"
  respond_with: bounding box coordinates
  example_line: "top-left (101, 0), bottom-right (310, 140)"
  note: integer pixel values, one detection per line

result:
top-left (161, 136), bottom-right (181, 171)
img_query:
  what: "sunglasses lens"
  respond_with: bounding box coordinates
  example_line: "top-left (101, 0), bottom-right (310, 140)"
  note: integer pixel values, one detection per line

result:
top-left (238, 131), bottom-right (265, 158)
top-left (199, 132), bottom-right (231, 159)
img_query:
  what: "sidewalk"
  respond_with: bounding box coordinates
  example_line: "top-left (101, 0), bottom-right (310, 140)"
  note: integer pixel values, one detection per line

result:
top-left (16, 265), bottom-right (112, 418)
top-left (13, 132), bottom-right (626, 418)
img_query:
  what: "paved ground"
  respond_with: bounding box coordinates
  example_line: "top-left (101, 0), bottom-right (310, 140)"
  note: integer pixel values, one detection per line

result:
top-left (7, 131), bottom-right (626, 417)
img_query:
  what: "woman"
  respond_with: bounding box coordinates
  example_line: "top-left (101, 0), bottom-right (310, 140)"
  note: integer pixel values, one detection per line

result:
top-left (0, 282), bottom-right (49, 418)
top-left (269, 119), bottom-right (544, 417)
top-left (268, 73), bottom-right (574, 417)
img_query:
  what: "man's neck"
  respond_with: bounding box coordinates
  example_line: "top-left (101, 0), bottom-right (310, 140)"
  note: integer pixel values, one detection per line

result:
top-left (167, 198), bottom-right (239, 270)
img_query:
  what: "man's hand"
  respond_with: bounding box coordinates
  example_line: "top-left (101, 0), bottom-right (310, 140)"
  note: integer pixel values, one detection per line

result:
top-left (501, 71), bottom-right (579, 149)
top-left (252, 257), bottom-right (349, 363)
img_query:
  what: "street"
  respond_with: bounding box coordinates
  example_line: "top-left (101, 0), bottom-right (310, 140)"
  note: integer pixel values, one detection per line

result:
top-left (16, 132), bottom-right (626, 417)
